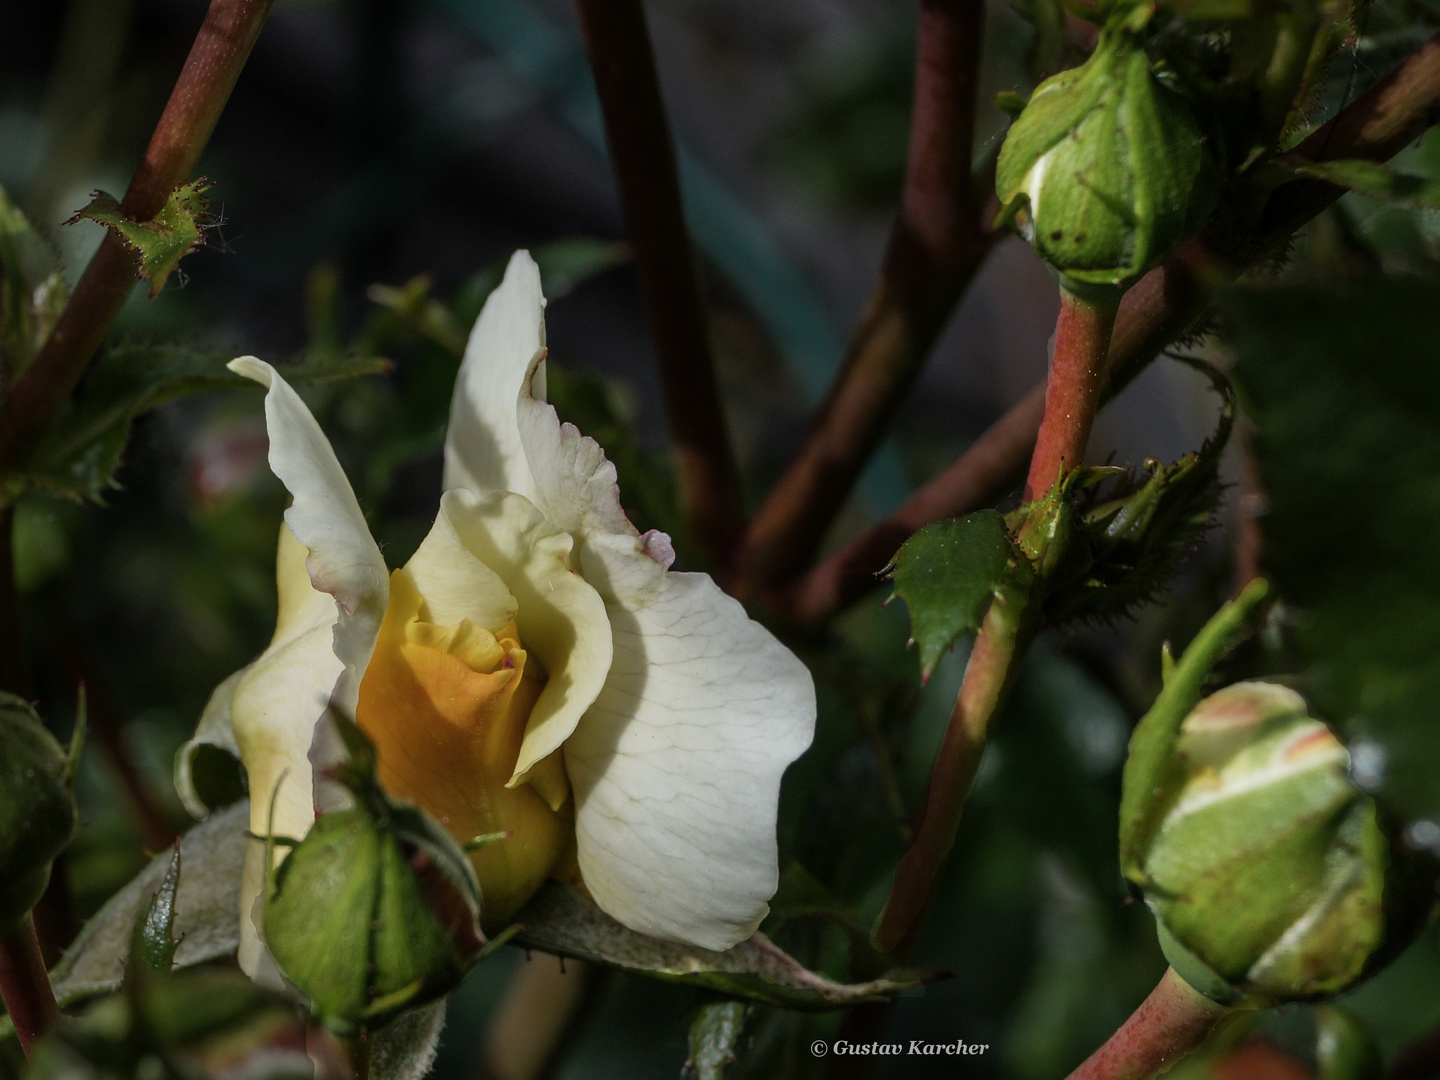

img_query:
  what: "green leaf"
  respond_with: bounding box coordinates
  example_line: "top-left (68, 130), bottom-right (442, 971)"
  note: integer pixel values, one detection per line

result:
top-left (0, 186), bottom-right (68, 380)
top-left (49, 802), bottom-right (247, 1007)
top-left (886, 510), bottom-right (1032, 682)
top-left (685, 1000), bottom-right (751, 1080)
top-left (9, 344), bottom-right (389, 503)
top-left (513, 882), bottom-right (941, 1011)
top-left (1228, 278), bottom-right (1440, 826)
top-left (125, 843), bottom-right (182, 985)
top-left (1280, 158), bottom-right (1440, 212)
top-left (69, 180), bottom-right (213, 297)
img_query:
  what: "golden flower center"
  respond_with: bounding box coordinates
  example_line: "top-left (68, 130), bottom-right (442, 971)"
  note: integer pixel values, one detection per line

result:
top-left (356, 570), bottom-right (573, 930)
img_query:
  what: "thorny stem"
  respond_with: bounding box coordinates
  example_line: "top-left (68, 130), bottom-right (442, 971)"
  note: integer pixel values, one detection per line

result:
top-left (774, 27), bottom-right (1440, 627)
top-left (573, 0), bottom-right (743, 566)
top-left (1025, 288), bottom-right (1120, 501)
top-left (0, 0), bottom-right (277, 477)
top-left (1066, 968), bottom-right (1231, 1080)
top-left (871, 591), bottom-right (1032, 956)
top-left (736, 0), bottom-right (992, 592)
top-left (0, 915), bottom-right (61, 1057)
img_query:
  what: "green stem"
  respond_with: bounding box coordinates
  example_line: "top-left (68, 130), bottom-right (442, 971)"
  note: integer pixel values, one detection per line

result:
top-left (0, 915), bottom-right (60, 1057)
top-left (1066, 967), bottom-right (1231, 1080)
top-left (871, 589), bottom-right (1032, 956)
top-left (1025, 287), bottom-right (1121, 502)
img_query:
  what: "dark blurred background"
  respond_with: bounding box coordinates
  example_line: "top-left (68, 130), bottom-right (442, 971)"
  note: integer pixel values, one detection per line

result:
top-left (5, 0), bottom-right (1440, 1077)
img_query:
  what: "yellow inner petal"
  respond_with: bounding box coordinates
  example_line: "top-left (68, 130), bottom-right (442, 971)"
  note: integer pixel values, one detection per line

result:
top-left (356, 569), bottom-right (571, 930)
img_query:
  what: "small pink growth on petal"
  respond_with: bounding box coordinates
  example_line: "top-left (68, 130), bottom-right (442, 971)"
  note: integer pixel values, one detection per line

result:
top-left (640, 530), bottom-right (677, 569)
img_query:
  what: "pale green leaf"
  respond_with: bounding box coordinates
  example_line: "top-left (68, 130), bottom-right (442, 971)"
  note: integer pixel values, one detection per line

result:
top-left (70, 181), bottom-right (213, 297)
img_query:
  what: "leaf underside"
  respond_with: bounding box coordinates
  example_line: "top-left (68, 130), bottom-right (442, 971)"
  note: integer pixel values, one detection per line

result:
top-left (512, 882), bottom-right (940, 1011)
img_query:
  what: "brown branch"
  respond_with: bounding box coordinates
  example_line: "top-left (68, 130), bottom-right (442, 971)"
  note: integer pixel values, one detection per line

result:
top-left (572, 0), bottom-right (743, 566)
top-left (0, 0), bottom-right (277, 477)
top-left (734, 0), bottom-right (991, 592)
top-left (1066, 967), bottom-right (1230, 1080)
top-left (0, 915), bottom-right (60, 1057)
top-left (775, 29), bottom-right (1440, 626)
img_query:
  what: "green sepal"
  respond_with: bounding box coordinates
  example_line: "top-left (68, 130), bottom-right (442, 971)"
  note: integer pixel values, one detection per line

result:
top-left (0, 692), bottom-right (78, 930)
top-left (1273, 157), bottom-right (1440, 212)
top-left (68, 180), bottom-right (214, 297)
top-left (1118, 579), bottom-right (1271, 881)
top-left (885, 510), bottom-right (1034, 682)
top-left (125, 843), bottom-right (183, 987)
top-left (1315, 1005), bottom-right (1383, 1080)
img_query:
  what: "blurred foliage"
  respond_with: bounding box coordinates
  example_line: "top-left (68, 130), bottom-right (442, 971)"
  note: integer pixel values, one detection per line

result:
top-left (1229, 278), bottom-right (1440, 830)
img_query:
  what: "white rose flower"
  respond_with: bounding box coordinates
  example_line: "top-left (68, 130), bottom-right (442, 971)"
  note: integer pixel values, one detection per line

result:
top-left (179, 251), bottom-right (815, 973)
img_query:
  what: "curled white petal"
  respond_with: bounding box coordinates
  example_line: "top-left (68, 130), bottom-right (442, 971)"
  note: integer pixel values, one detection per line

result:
top-left (565, 533), bottom-right (816, 950)
top-left (419, 489), bottom-right (612, 794)
top-left (445, 251), bottom-right (546, 504)
top-left (227, 357), bottom-right (388, 723)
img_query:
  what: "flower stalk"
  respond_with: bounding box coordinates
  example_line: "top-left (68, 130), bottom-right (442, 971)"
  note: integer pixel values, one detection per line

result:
top-left (1066, 967), bottom-right (1232, 1080)
top-left (0, 0), bottom-right (276, 477)
top-left (1025, 288), bottom-right (1121, 500)
top-left (872, 589), bottom-right (1033, 955)
top-left (0, 914), bottom-right (60, 1057)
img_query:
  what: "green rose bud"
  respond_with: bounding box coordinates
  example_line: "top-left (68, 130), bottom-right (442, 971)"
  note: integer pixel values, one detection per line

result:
top-left (262, 722), bottom-right (489, 1034)
top-left (0, 692), bottom-right (77, 930)
top-left (1125, 680), bottom-right (1403, 1004)
top-left (995, 19), bottom-right (1219, 293)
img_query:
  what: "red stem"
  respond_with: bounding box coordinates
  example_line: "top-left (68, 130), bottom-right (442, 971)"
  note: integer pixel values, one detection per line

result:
top-left (572, 0), bottom-right (743, 566)
top-left (0, 915), bottom-right (60, 1057)
top-left (872, 592), bottom-right (1031, 955)
top-left (1025, 288), bottom-right (1119, 501)
top-left (0, 0), bottom-right (277, 475)
top-left (736, 0), bottom-right (992, 591)
top-left (1067, 967), bottom-right (1230, 1080)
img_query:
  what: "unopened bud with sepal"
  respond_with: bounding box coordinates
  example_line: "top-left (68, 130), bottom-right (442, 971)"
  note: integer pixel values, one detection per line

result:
top-left (0, 692), bottom-right (78, 930)
top-left (1119, 587), bottom-right (1432, 1004)
top-left (261, 715), bottom-right (495, 1034)
top-left (995, 11), bottom-right (1219, 295)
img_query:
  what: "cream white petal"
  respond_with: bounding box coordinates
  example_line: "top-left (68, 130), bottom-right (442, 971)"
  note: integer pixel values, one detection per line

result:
top-left (515, 350), bottom-right (816, 947)
top-left (405, 503), bottom-right (518, 630)
top-left (226, 524), bottom-right (345, 975)
top-left (445, 251), bottom-right (546, 504)
top-left (422, 489), bottom-right (612, 792)
top-left (514, 350), bottom-right (633, 543)
top-left (228, 357), bottom-right (389, 721)
top-left (564, 532), bottom-right (816, 950)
